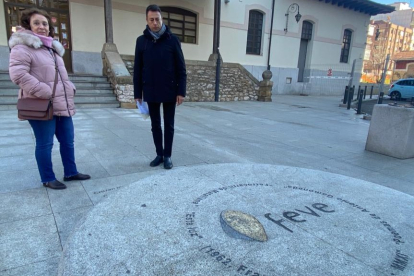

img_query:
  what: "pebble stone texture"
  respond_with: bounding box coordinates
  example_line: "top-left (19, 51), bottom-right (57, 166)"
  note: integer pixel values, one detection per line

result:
top-left (59, 164), bottom-right (414, 276)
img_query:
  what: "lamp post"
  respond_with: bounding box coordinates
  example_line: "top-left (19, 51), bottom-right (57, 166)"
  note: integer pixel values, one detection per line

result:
top-left (284, 3), bottom-right (301, 34)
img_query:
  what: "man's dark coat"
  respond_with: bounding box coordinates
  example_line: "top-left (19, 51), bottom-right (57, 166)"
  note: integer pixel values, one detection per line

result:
top-left (133, 26), bottom-right (187, 103)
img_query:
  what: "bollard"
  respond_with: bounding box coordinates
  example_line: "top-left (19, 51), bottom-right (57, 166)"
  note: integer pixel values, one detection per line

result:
top-left (356, 91), bottom-right (363, 114)
top-left (364, 86), bottom-right (367, 99)
top-left (378, 92), bottom-right (384, 104)
top-left (347, 87), bottom-right (354, 110)
top-left (370, 86), bottom-right (373, 99)
top-left (352, 85), bottom-right (355, 101)
top-left (343, 86), bottom-right (349, 104)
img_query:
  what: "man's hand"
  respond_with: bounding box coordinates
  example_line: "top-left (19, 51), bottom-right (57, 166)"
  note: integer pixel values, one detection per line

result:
top-left (176, 95), bottom-right (184, 106)
top-left (135, 98), bottom-right (142, 104)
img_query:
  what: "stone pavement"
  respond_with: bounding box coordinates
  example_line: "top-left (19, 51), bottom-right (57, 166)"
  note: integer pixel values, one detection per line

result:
top-left (1, 96), bottom-right (414, 275)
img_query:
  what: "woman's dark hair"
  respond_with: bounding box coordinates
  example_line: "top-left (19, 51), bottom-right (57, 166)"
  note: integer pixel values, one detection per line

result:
top-left (146, 4), bottom-right (162, 16)
top-left (20, 8), bottom-right (54, 37)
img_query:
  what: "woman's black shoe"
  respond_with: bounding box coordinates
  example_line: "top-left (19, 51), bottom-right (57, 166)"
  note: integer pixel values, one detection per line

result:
top-left (150, 156), bottom-right (164, 167)
top-left (43, 180), bottom-right (67, 189)
top-left (63, 173), bottom-right (91, 181)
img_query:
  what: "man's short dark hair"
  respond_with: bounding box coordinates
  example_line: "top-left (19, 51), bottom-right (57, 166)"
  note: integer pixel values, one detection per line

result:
top-left (146, 4), bottom-right (162, 16)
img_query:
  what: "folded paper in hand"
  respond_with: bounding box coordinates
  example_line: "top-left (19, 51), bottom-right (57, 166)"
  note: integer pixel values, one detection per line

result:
top-left (137, 101), bottom-right (149, 119)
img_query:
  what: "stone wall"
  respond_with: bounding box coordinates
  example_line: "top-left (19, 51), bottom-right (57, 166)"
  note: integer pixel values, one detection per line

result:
top-left (120, 56), bottom-right (260, 102)
top-left (186, 60), bottom-right (259, 101)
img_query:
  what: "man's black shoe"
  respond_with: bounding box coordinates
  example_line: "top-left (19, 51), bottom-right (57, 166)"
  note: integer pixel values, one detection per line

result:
top-left (150, 156), bottom-right (164, 167)
top-left (63, 173), bottom-right (91, 182)
top-left (164, 157), bottom-right (173, 170)
top-left (43, 180), bottom-right (66, 190)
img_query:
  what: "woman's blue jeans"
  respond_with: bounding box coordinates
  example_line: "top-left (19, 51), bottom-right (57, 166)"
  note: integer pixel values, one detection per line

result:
top-left (29, 116), bottom-right (78, 183)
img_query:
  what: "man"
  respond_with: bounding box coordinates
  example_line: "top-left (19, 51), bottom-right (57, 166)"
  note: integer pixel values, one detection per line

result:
top-left (134, 4), bottom-right (187, 170)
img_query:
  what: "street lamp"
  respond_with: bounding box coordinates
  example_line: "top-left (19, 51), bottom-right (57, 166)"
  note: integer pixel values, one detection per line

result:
top-left (284, 3), bottom-right (301, 34)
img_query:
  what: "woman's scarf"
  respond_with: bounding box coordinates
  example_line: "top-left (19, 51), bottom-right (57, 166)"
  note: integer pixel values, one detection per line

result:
top-left (32, 32), bottom-right (53, 48)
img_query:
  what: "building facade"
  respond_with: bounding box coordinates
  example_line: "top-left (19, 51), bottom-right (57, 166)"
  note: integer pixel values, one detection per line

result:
top-left (0, 0), bottom-right (392, 96)
top-left (363, 20), bottom-right (412, 84)
top-left (391, 51), bottom-right (414, 81)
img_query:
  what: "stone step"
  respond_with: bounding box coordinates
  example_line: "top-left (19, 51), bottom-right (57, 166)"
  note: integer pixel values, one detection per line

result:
top-left (0, 98), bottom-right (17, 104)
top-left (0, 104), bottom-right (17, 111)
top-left (0, 101), bottom-right (120, 110)
top-left (0, 88), bottom-right (114, 95)
top-left (74, 95), bottom-right (117, 102)
top-left (69, 75), bottom-right (108, 82)
top-left (0, 80), bottom-right (16, 86)
top-left (0, 93), bottom-right (116, 101)
top-left (0, 85), bottom-right (113, 92)
top-left (76, 89), bottom-right (114, 94)
top-left (0, 72), bottom-right (11, 81)
top-left (0, 99), bottom-right (119, 107)
top-left (0, 75), bottom-right (109, 84)
top-left (74, 102), bottom-right (120, 108)
top-left (74, 83), bottom-right (112, 89)
top-left (0, 72), bottom-right (119, 109)
top-left (0, 90), bottom-right (17, 96)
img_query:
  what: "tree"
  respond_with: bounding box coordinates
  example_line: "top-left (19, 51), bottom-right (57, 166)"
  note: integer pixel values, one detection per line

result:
top-left (370, 36), bottom-right (388, 83)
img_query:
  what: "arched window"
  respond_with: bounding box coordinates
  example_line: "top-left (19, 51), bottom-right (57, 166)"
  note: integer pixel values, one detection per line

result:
top-left (340, 29), bottom-right (352, 63)
top-left (301, 21), bottom-right (313, 40)
top-left (246, 10), bottom-right (264, 55)
top-left (160, 7), bottom-right (197, 44)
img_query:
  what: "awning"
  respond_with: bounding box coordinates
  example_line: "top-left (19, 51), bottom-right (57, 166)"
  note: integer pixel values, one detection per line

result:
top-left (316, 0), bottom-right (395, 16)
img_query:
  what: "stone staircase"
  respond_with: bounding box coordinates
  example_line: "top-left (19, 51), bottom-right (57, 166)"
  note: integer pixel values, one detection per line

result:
top-left (0, 71), bottom-right (119, 110)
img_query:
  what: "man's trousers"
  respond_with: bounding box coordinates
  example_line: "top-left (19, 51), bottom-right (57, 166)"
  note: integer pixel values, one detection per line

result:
top-left (147, 102), bottom-right (176, 157)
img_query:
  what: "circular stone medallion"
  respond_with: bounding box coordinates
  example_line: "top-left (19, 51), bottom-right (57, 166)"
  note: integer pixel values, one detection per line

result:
top-left (59, 164), bottom-right (414, 276)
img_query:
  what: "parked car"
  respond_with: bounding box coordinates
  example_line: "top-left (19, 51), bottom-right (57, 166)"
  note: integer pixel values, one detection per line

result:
top-left (388, 78), bottom-right (414, 100)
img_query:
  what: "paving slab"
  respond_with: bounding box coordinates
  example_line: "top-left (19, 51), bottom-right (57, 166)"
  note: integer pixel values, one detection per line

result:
top-left (0, 188), bottom-right (50, 224)
top-left (0, 169), bottom-right (41, 193)
top-left (47, 182), bottom-right (93, 213)
top-left (0, 144), bottom-right (35, 158)
top-left (0, 215), bottom-right (61, 271)
top-left (55, 206), bottom-right (93, 247)
top-left (0, 257), bottom-right (59, 276)
top-left (59, 164), bottom-right (414, 276)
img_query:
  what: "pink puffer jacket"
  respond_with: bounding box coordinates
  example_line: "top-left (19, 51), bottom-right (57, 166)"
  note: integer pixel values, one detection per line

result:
top-left (9, 30), bottom-right (76, 117)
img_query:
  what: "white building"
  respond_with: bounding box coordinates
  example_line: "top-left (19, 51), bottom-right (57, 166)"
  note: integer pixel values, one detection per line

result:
top-left (0, 0), bottom-right (393, 96)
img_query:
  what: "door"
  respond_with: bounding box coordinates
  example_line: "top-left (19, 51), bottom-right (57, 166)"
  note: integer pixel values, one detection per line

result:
top-left (4, 0), bottom-right (73, 72)
top-left (297, 39), bottom-right (308, 82)
top-left (297, 21), bottom-right (313, 82)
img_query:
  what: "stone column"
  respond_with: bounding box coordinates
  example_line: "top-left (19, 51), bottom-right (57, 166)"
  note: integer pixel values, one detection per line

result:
top-left (101, 0), bottom-right (135, 108)
top-left (257, 70), bottom-right (273, 102)
top-left (104, 0), bottom-right (114, 44)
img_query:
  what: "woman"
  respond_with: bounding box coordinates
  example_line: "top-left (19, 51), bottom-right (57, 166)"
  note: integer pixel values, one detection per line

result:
top-left (9, 8), bottom-right (90, 190)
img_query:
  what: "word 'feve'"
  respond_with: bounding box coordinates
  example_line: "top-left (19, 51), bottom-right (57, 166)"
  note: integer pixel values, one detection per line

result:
top-left (265, 203), bottom-right (335, 233)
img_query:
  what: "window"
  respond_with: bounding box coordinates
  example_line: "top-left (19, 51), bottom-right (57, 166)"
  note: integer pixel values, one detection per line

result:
top-left (246, 10), bottom-right (263, 55)
top-left (340, 29), bottom-right (352, 63)
top-left (161, 7), bottom-right (197, 44)
top-left (301, 21), bottom-right (313, 40)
